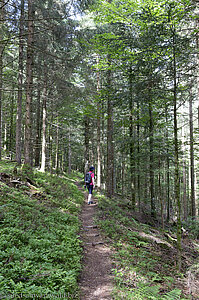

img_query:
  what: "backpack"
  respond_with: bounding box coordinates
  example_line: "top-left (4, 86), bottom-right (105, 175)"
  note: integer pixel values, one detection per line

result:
top-left (85, 172), bottom-right (92, 185)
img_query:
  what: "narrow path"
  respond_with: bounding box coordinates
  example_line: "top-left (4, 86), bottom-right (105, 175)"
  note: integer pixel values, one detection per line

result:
top-left (78, 186), bottom-right (113, 300)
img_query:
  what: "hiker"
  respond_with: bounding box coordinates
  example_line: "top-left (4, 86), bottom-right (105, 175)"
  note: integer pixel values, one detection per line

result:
top-left (85, 166), bottom-right (95, 205)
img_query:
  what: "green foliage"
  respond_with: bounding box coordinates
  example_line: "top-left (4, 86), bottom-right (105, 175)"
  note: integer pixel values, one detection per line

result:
top-left (21, 163), bottom-right (33, 178)
top-left (115, 283), bottom-right (182, 300)
top-left (182, 218), bottom-right (199, 239)
top-left (161, 289), bottom-right (182, 300)
top-left (0, 162), bottom-right (84, 298)
top-left (0, 160), bottom-right (17, 173)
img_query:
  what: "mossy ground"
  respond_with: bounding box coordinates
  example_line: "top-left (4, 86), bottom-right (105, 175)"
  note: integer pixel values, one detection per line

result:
top-left (0, 160), bottom-right (84, 299)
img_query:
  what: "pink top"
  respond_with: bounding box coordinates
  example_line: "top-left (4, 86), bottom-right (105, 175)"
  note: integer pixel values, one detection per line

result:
top-left (89, 171), bottom-right (94, 185)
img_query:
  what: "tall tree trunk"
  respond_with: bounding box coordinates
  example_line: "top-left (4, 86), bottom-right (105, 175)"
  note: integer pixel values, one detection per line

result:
top-left (49, 117), bottom-right (53, 173)
top-left (195, 2), bottom-right (199, 128)
top-left (90, 124), bottom-right (94, 166)
top-left (173, 31), bottom-right (182, 270)
top-left (121, 153), bottom-right (125, 196)
top-left (3, 122), bottom-right (6, 152)
top-left (84, 116), bottom-right (89, 174)
top-left (106, 0), bottom-right (114, 197)
top-left (35, 86), bottom-right (41, 166)
top-left (16, 0), bottom-right (24, 165)
top-left (97, 59), bottom-right (101, 189)
top-left (97, 101), bottom-right (101, 188)
top-left (55, 118), bottom-right (59, 174)
top-left (9, 88), bottom-right (14, 159)
top-left (63, 136), bottom-right (67, 172)
top-left (107, 67), bottom-right (114, 198)
top-left (129, 68), bottom-right (135, 209)
top-left (181, 110), bottom-right (188, 221)
top-left (159, 151), bottom-right (164, 229)
top-left (59, 128), bottom-right (63, 172)
top-left (40, 77), bottom-right (47, 173)
top-left (149, 100), bottom-right (156, 217)
top-left (0, 54), bottom-right (2, 161)
top-left (68, 127), bottom-right (71, 174)
top-left (137, 100), bottom-right (141, 212)
top-left (24, 0), bottom-right (34, 166)
top-left (0, 0), bottom-right (5, 160)
top-left (189, 92), bottom-right (196, 218)
top-left (101, 100), bottom-right (105, 188)
top-left (183, 160), bottom-right (188, 220)
top-left (165, 109), bottom-right (171, 222)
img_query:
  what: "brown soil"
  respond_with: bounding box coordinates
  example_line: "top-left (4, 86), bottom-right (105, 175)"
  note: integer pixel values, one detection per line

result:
top-left (78, 188), bottom-right (114, 300)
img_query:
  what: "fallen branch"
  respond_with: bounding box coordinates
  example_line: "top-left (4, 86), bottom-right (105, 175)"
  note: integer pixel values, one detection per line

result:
top-left (139, 232), bottom-right (174, 249)
top-left (164, 232), bottom-right (177, 243)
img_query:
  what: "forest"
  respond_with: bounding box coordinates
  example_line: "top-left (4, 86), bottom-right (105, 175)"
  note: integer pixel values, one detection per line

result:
top-left (0, 0), bottom-right (199, 299)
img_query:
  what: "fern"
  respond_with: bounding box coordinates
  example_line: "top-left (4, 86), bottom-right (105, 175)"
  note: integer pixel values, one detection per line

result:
top-left (127, 284), bottom-right (161, 299)
top-left (161, 289), bottom-right (182, 300)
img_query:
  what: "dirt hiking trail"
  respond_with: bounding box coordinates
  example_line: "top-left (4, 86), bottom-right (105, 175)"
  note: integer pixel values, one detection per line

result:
top-left (78, 187), bottom-right (114, 300)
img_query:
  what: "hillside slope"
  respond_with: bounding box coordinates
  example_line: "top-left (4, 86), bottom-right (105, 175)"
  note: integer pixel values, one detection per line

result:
top-left (1, 160), bottom-right (199, 300)
top-left (95, 194), bottom-right (199, 300)
top-left (0, 161), bottom-right (84, 299)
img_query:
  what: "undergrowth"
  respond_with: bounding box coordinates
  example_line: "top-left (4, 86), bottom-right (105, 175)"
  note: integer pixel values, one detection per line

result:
top-left (95, 194), bottom-right (197, 300)
top-left (0, 161), bottom-right (84, 299)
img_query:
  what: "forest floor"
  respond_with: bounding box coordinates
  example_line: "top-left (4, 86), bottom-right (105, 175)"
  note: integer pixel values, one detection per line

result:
top-left (1, 160), bottom-right (199, 299)
top-left (77, 184), bottom-right (199, 300)
top-left (92, 194), bottom-right (199, 300)
top-left (78, 185), bottom-right (114, 300)
top-left (0, 161), bottom-right (84, 299)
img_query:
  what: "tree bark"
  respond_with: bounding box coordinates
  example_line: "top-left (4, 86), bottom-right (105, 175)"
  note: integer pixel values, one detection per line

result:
top-left (16, 0), bottom-right (24, 165)
top-left (195, 3), bottom-right (199, 128)
top-left (173, 30), bottom-right (182, 270)
top-left (55, 117), bottom-right (59, 173)
top-left (97, 59), bottom-right (101, 188)
top-left (3, 122), bottom-right (6, 152)
top-left (0, 0), bottom-right (5, 160)
top-left (165, 109), bottom-right (171, 222)
top-left (183, 160), bottom-right (188, 220)
top-left (59, 128), bottom-right (63, 172)
top-left (106, 0), bottom-right (114, 198)
top-left (68, 127), bottom-right (72, 174)
top-left (24, 0), bottom-right (34, 166)
top-left (48, 117), bottom-right (53, 173)
top-left (40, 76), bottom-right (47, 173)
top-left (84, 115), bottom-right (90, 174)
top-left (137, 100), bottom-right (141, 212)
top-left (129, 68), bottom-right (135, 209)
top-left (159, 152), bottom-right (164, 229)
top-left (107, 67), bottom-right (114, 198)
top-left (97, 101), bottom-right (101, 188)
top-left (101, 100), bottom-right (105, 188)
top-left (121, 153), bottom-right (125, 196)
top-left (189, 92), bottom-right (196, 217)
top-left (149, 100), bottom-right (156, 217)
top-left (9, 88), bottom-right (14, 159)
top-left (35, 86), bottom-right (41, 167)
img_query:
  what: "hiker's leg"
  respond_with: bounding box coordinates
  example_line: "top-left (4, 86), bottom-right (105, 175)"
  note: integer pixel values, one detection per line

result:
top-left (89, 186), bottom-right (93, 203)
top-left (87, 186), bottom-right (91, 204)
top-left (88, 186), bottom-right (93, 204)
top-left (88, 193), bottom-right (91, 204)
